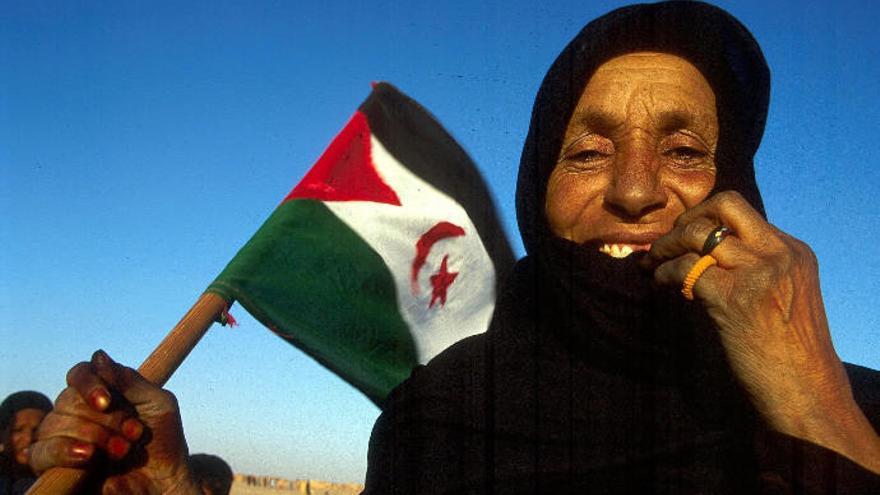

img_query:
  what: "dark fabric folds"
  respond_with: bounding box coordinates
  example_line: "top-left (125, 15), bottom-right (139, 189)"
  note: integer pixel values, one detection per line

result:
top-left (364, 260), bottom-right (880, 493)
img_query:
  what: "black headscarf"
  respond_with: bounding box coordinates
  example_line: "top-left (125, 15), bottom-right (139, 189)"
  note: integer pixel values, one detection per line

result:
top-left (517, 0), bottom-right (769, 256)
top-left (503, 0), bottom-right (771, 385)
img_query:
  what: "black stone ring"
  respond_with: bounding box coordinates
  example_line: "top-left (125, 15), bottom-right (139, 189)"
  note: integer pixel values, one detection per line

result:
top-left (700, 225), bottom-right (733, 256)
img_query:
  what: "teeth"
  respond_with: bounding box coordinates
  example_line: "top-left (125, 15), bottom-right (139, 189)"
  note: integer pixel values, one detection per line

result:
top-left (599, 243), bottom-right (635, 258)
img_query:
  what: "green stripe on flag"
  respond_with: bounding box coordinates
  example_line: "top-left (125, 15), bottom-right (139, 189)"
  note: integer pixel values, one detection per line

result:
top-left (207, 199), bottom-right (418, 403)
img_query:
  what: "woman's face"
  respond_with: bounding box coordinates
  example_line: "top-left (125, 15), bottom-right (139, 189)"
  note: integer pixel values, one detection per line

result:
top-left (9, 408), bottom-right (46, 466)
top-left (545, 52), bottom-right (718, 257)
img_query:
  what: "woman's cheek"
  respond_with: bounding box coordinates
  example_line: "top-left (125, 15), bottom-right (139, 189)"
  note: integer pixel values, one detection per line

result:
top-left (546, 175), bottom-right (582, 238)
top-left (667, 168), bottom-right (717, 207)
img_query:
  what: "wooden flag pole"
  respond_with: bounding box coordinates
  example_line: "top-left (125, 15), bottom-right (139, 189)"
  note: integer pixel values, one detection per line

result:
top-left (26, 292), bottom-right (230, 495)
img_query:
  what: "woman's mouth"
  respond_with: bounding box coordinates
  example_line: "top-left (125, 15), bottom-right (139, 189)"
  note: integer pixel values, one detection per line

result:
top-left (598, 243), bottom-right (652, 258)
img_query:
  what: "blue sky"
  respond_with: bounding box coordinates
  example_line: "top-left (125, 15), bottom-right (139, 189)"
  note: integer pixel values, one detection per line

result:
top-left (2, 0), bottom-right (879, 484)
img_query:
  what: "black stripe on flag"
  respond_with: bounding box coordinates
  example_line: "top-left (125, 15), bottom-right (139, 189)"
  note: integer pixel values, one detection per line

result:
top-left (359, 82), bottom-right (515, 289)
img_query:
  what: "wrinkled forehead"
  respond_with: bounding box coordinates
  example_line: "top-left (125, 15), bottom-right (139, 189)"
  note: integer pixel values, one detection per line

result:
top-left (589, 52), bottom-right (715, 101)
top-left (566, 52), bottom-right (718, 140)
top-left (594, 52), bottom-right (706, 75)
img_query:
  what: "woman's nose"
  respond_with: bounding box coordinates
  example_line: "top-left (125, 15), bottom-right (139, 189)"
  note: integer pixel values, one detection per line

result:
top-left (23, 428), bottom-right (35, 446)
top-left (603, 146), bottom-right (667, 219)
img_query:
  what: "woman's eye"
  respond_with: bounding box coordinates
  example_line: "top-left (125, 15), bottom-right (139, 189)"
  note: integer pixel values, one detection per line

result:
top-left (567, 149), bottom-right (607, 162)
top-left (558, 134), bottom-right (613, 170)
top-left (666, 146), bottom-right (706, 164)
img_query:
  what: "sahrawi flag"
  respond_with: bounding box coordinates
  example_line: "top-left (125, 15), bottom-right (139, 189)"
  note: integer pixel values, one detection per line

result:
top-left (207, 82), bottom-right (514, 405)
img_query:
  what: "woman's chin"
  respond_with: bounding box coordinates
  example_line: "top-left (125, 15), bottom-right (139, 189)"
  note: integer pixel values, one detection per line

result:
top-left (15, 450), bottom-right (30, 467)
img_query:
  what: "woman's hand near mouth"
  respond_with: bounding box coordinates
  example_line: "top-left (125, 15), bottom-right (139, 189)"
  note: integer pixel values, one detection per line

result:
top-left (641, 191), bottom-right (880, 474)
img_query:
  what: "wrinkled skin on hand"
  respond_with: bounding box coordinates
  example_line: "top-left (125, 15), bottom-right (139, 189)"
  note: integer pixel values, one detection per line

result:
top-left (643, 191), bottom-right (880, 473)
top-left (29, 351), bottom-right (199, 495)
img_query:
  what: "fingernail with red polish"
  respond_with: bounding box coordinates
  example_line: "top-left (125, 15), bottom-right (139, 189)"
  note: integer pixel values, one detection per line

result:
top-left (121, 418), bottom-right (143, 441)
top-left (89, 388), bottom-right (111, 411)
top-left (107, 436), bottom-right (130, 459)
top-left (71, 442), bottom-right (94, 461)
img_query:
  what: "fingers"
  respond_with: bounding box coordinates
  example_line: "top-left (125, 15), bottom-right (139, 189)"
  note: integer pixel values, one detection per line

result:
top-left (654, 253), bottom-right (736, 309)
top-left (38, 410), bottom-right (114, 448)
top-left (673, 191), bottom-right (774, 245)
top-left (641, 191), bottom-right (782, 304)
top-left (58, 352), bottom-right (150, 438)
top-left (642, 191), bottom-right (777, 275)
top-left (29, 435), bottom-right (134, 473)
top-left (644, 217), bottom-right (757, 272)
top-left (36, 408), bottom-right (142, 450)
top-left (51, 387), bottom-right (128, 433)
top-left (64, 350), bottom-right (146, 412)
top-left (29, 436), bottom-right (96, 473)
top-left (67, 350), bottom-right (175, 413)
top-left (33, 351), bottom-right (149, 475)
top-left (67, 359), bottom-right (112, 412)
top-left (91, 351), bottom-right (172, 409)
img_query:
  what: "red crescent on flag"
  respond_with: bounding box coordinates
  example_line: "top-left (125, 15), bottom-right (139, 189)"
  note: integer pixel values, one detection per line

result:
top-left (411, 221), bottom-right (466, 295)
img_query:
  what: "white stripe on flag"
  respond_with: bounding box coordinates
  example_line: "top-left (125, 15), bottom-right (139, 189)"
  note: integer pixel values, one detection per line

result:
top-left (324, 136), bottom-right (496, 363)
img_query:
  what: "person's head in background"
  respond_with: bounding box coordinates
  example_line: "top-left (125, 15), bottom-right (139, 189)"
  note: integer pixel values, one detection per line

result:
top-left (188, 453), bottom-right (233, 495)
top-left (0, 391), bottom-right (52, 477)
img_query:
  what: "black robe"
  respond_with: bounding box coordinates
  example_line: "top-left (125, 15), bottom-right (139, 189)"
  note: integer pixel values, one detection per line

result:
top-left (364, 257), bottom-right (880, 493)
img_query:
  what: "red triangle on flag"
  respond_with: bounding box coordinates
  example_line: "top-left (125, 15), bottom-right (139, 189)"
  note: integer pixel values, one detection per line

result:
top-left (285, 111), bottom-right (401, 205)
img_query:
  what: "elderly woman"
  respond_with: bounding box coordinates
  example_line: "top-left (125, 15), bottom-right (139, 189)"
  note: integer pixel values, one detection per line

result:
top-left (0, 391), bottom-right (52, 495)
top-left (361, 2), bottom-right (880, 493)
top-left (26, 1), bottom-right (880, 494)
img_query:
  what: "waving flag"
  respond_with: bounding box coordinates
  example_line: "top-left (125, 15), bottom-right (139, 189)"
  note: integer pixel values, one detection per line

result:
top-left (206, 83), bottom-right (514, 404)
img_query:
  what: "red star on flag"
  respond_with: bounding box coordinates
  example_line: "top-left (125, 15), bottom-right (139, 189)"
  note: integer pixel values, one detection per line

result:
top-left (429, 255), bottom-right (458, 308)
